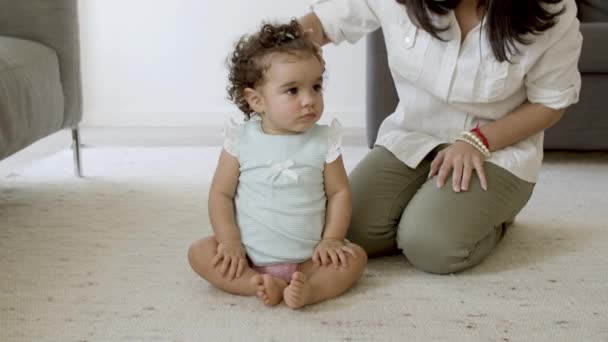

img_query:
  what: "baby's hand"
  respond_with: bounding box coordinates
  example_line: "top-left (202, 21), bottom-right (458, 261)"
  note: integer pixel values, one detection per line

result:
top-left (313, 238), bottom-right (357, 269)
top-left (212, 240), bottom-right (247, 280)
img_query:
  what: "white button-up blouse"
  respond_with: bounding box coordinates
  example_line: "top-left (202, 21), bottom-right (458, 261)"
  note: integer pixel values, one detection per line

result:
top-left (312, 0), bottom-right (582, 182)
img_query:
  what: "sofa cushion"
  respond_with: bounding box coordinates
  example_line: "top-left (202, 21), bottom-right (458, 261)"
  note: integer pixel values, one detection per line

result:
top-left (546, 74), bottom-right (608, 149)
top-left (0, 0), bottom-right (82, 130)
top-left (0, 36), bottom-right (64, 160)
top-left (578, 23), bottom-right (608, 73)
top-left (578, 0), bottom-right (608, 22)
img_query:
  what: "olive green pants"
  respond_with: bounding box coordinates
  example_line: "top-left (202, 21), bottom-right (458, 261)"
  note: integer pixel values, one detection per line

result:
top-left (347, 146), bottom-right (535, 274)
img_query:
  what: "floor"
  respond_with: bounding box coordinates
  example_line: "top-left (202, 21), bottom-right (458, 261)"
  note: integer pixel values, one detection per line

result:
top-left (1, 128), bottom-right (607, 341)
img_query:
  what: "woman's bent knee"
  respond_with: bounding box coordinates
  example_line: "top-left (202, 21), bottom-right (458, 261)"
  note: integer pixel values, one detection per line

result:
top-left (398, 219), bottom-right (504, 274)
top-left (399, 233), bottom-right (473, 275)
top-left (347, 222), bottom-right (399, 257)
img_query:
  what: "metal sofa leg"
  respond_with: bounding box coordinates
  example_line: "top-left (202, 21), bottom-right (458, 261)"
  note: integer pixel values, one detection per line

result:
top-left (71, 128), bottom-right (83, 177)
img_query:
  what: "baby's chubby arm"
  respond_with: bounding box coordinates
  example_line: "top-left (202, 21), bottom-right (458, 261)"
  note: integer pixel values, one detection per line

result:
top-left (208, 149), bottom-right (246, 279)
top-left (322, 155), bottom-right (351, 240)
top-left (315, 156), bottom-right (357, 268)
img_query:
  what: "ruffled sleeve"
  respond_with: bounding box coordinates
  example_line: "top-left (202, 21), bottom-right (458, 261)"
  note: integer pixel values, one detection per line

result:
top-left (223, 118), bottom-right (242, 158)
top-left (325, 119), bottom-right (343, 163)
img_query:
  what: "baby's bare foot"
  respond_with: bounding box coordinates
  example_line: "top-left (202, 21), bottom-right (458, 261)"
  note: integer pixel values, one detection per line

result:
top-left (250, 274), bottom-right (287, 306)
top-left (283, 272), bottom-right (314, 309)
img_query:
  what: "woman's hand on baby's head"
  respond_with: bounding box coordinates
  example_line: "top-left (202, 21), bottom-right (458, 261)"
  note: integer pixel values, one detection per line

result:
top-left (313, 238), bottom-right (357, 269)
top-left (212, 240), bottom-right (247, 280)
top-left (302, 28), bottom-right (323, 58)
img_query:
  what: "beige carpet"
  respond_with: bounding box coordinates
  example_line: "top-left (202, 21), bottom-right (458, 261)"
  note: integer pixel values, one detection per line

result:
top-left (1, 145), bottom-right (607, 342)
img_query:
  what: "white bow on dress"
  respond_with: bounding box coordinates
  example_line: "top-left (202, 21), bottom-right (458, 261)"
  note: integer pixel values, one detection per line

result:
top-left (267, 159), bottom-right (298, 182)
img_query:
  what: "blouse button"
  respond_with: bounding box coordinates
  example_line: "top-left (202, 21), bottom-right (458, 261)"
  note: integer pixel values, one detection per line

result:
top-left (404, 36), bottom-right (412, 44)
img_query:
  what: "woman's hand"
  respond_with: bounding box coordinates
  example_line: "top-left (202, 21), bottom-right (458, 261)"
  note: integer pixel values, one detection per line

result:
top-left (212, 240), bottom-right (247, 280)
top-left (302, 28), bottom-right (323, 57)
top-left (313, 238), bottom-right (357, 269)
top-left (428, 142), bottom-right (488, 192)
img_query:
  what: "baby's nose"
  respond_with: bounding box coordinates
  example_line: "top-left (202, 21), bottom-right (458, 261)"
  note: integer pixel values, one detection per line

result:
top-left (301, 93), bottom-right (315, 106)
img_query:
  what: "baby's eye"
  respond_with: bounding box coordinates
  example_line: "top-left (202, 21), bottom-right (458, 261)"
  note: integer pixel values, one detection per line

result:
top-left (287, 88), bottom-right (298, 95)
top-left (313, 84), bottom-right (324, 92)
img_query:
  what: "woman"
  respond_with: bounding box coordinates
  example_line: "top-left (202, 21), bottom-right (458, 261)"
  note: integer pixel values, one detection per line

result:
top-left (298, 0), bottom-right (582, 274)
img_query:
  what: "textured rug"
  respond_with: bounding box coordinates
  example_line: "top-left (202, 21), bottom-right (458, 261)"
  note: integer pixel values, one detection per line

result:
top-left (1, 146), bottom-right (607, 342)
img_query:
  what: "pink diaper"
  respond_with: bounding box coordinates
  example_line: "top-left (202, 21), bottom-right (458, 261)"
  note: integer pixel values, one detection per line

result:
top-left (252, 263), bottom-right (299, 283)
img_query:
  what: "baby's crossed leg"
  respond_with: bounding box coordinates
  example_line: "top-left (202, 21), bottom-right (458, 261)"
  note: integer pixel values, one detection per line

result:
top-left (188, 237), bottom-right (282, 306)
top-left (188, 237), bottom-right (367, 308)
top-left (284, 243), bottom-right (368, 309)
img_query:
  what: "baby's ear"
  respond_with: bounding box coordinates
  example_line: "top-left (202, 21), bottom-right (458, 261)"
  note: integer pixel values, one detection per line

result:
top-left (243, 88), bottom-right (264, 114)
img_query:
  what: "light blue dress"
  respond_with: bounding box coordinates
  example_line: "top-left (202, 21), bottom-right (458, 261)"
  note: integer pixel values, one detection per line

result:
top-left (224, 119), bottom-right (342, 266)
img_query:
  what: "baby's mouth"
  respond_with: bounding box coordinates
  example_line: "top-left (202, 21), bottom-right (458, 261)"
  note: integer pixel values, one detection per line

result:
top-left (300, 113), bottom-right (317, 121)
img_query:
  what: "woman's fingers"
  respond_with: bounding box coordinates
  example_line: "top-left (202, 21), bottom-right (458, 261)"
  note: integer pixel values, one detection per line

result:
top-left (473, 157), bottom-right (488, 190)
top-left (429, 152), bottom-right (444, 178)
top-left (432, 144), bottom-right (487, 192)
top-left (436, 159), bottom-right (452, 189)
top-left (461, 160), bottom-right (473, 191)
top-left (452, 158), bottom-right (464, 192)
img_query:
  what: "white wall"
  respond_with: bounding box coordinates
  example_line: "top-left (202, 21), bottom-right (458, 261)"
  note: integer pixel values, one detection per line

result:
top-left (79, 0), bottom-right (367, 128)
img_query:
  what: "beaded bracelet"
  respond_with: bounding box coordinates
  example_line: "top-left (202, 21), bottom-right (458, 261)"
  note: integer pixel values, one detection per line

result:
top-left (463, 131), bottom-right (490, 153)
top-left (455, 137), bottom-right (491, 159)
top-left (470, 127), bottom-right (490, 150)
top-left (462, 131), bottom-right (491, 157)
top-left (455, 132), bottom-right (491, 159)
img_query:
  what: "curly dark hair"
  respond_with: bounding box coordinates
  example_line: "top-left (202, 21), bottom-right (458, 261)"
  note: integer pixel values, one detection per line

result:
top-left (226, 19), bottom-right (325, 119)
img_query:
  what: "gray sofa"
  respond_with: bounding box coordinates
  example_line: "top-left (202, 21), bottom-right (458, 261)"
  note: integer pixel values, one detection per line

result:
top-left (0, 0), bottom-right (83, 175)
top-left (366, 0), bottom-right (608, 150)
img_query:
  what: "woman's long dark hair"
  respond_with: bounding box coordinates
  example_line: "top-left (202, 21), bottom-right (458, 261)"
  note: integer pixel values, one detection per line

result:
top-left (396, 0), bottom-right (566, 62)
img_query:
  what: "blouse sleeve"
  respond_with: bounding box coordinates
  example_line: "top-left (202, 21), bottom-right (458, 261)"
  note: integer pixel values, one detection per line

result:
top-left (311, 0), bottom-right (381, 44)
top-left (222, 118), bottom-right (242, 158)
top-left (325, 119), bottom-right (343, 163)
top-left (525, 0), bottom-right (583, 110)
